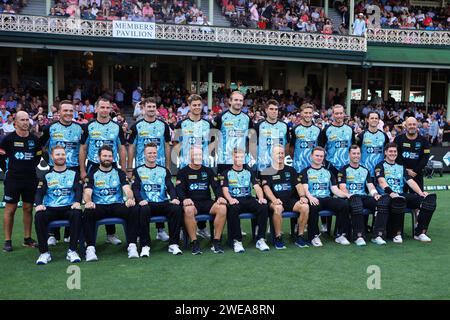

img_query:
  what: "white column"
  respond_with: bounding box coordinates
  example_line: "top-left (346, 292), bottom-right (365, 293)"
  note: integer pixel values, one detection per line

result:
top-left (349, 0), bottom-right (355, 35)
top-left (53, 54), bottom-right (59, 99)
top-left (208, 71), bottom-right (213, 110)
top-left (47, 65), bottom-right (54, 108)
top-left (46, 0), bottom-right (52, 15)
top-left (324, 0), bottom-right (329, 18)
top-left (209, 0), bottom-right (214, 25)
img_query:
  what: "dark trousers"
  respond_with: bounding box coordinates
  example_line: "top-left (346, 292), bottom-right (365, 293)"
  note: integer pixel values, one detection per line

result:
top-left (227, 197), bottom-right (268, 242)
top-left (83, 203), bottom-right (139, 247)
top-left (35, 206), bottom-right (82, 254)
top-left (309, 197), bottom-right (350, 240)
top-left (386, 193), bottom-right (423, 238)
top-left (138, 202), bottom-right (183, 246)
top-left (348, 195), bottom-right (378, 239)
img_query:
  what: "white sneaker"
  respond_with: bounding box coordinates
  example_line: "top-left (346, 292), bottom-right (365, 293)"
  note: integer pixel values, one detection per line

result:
top-left (106, 234), bottom-right (122, 245)
top-left (355, 237), bottom-right (367, 246)
top-left (168, 244), bottom-right (183, 255)
top-left (320, 224), bottom-right (328, 233)
top-left (335, 235), bottom-right (351, 245)
top-left (311, 236), bottom-right (323, 247)
top-left (393, 235), bottom-right (403, 244)
top-left (371, 236), bottom-right (387, 245)
top-left (256, 238), bottom-right (270, 251)
top-left (47, 236), bottom-right (57, 246)
top-left (156, 230), bottom-right (170, 242)
top-left (233, 240), bottom-right (245, 253)
top-left (140, 246), bottom-right (150, 257)
top-left (127, 243), bottom-right (139, 259)
top-left (414, 233), bottom-right (431, 242)
top-left (36, 252), bottom-right (52, 265)
top-left (64, 237), bottom-right (70, 243)
top-left (196, 228), bottom-right (211, 240)
top-left (241, 230), bottom-right (247, 236)
top-left (85, 246), bottom-right (98, 262)
top-left (66, 250), bottom-right (81, 263)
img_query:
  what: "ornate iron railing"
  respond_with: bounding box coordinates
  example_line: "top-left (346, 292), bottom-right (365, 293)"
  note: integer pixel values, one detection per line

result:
top-left (0, 14), bottom-right (367, 52)
top-left (367, 28), bottom-right (450, 46)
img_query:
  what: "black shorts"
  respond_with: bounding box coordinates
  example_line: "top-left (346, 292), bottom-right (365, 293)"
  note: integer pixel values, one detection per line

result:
top-left (193, 200), bottom-right (215, 214)
top-left (3, 179), bottom-right (38, 204)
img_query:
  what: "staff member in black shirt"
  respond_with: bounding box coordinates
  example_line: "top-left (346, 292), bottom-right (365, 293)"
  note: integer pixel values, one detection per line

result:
top-left (176, 146), bottom-right (228, 255)
top-left (394, 117), bottom-right (431, 190)
top-left (0, 111), bottom-right (42, 252)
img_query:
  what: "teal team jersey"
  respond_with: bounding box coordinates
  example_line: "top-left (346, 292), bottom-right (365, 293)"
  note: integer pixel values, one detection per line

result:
top-left (36, 169), bottom-right (82, 207)
top-left (85, 167), bottom-right (128, 204)
top-left (175, 117), bottom-right (212, 168)
top-left (222, 168), bottom-right (256, 199)
top-left (81, 120), bottom-right (126, 164)
top-left (300, 166), bottom-right (336, 198)
top-left (375, 161), bottom-right (411, 194)
top-left (338, 164), bottom-right (371, 196)
top-left (291, 124), bottom-right (321, 173)
top-left (254, 120), bottom-right (289, 172)
top-left (40, 121), bottom-right (84, 167)
top-left (132, 164), bottom-right (176, 203)
top-left (357, 129), bottom-right (388, 177)
top-left (320, 124), bottom-right (354, 170)
top-left (128, 119), bottom-right (171, 167)
top-left (213, 110), bottom-right (252, 165)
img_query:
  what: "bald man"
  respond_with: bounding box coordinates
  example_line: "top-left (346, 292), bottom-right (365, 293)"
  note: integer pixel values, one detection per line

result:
top-left (394, 117), bottom-right (431, 191)
top-left (0, 111), bottom-right (42, 252)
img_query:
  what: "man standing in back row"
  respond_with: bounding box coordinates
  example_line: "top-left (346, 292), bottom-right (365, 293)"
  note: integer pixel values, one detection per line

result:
top-left (0, 111), bottom-right (42, 252)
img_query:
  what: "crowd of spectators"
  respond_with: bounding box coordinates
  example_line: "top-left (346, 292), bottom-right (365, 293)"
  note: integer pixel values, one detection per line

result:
top-left (219, 0), bottom-right (339, 34)
top-left (337, 0), bottom-right (450, 31)
top-left (0, 0), bottom-right (27, 14)
top-left (1, 82), bottom-right (449, 146)
top-left (49, 0), bottom-right (212, 25)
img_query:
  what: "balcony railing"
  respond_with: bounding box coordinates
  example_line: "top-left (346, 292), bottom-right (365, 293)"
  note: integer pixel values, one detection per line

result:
top-left (0, 14), bottom-right (367, 52)
top-left (367, 28), bottom-right (450, 46)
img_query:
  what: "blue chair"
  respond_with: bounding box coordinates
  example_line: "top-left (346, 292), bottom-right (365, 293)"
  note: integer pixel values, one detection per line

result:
top-left (47, 219), bottom-right (85, 253)
top-left (268, 211), bottom-right (299, 245)
top-left (182, 214), bottom-right (215, 248)
top-left (93, 218), bottom-right (128, 246)
top-left (227, 213), bottom-right (257, 248)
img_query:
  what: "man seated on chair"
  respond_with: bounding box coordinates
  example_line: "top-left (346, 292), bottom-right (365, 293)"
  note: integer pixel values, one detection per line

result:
top-left (221, 148), bottom-right (270, 253)
top-left (34, 145), bottom-right (83, 265)
top-left (83, 145), bottom-right (139, 261)
top-left (261, 144), bottom-right (310, 249)
top-left (131, 143), bottom-right (183, 257)
top-left (375, 143), bottom-right (437, 244)
top-left (338, 145), bottom-right (388, 246)
top-left (300, 146), bottom-right (352, 247)
top-left (176, 146), bottom-right (228, 255)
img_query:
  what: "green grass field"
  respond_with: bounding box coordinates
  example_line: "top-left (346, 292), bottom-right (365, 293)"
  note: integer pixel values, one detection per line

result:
top-left (1, 175), bottom-right (450, 300)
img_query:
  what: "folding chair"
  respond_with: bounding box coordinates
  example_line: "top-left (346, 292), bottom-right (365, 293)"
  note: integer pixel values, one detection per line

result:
top-left (48, 219), bottom-right (85, 253)
top-left (93, 218), bottom-right (128, 246)
top-left (227, 213), bottom-right (257, 248)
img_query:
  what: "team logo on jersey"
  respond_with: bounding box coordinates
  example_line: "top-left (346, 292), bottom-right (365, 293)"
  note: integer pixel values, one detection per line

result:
top-left (52, 133), bottom-right (64, 139)
top-left (91, 131), bottom-right (102, 138)
top-left (13, 142), bottom-right (24, 147)
top-left (48, 180), bottom-right (59, 187)
top-left (285, 172), bottom-right (291, 178)
top-left (95, 181), bottom-right (106, 187)
top-left (201, 172), bottom-right (208, 179)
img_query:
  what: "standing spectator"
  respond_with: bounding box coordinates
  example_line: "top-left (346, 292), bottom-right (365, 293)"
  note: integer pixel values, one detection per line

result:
top-left (2, 114), bottom-right (15, 135)
top-left (429, 116), bottom-right (440, 146)
top-left (442, 118), bottom-right (450, 147)
top-left (250, 3), bottom-right (259, 28)
top-left (353, 13), bottom-right (367, 36)
top-left (132, 86), bottom-right (142, 107)
top-left (114, 83), bottom-right (125, 109)
top-left (6, 96), bottom-right (17, 111)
